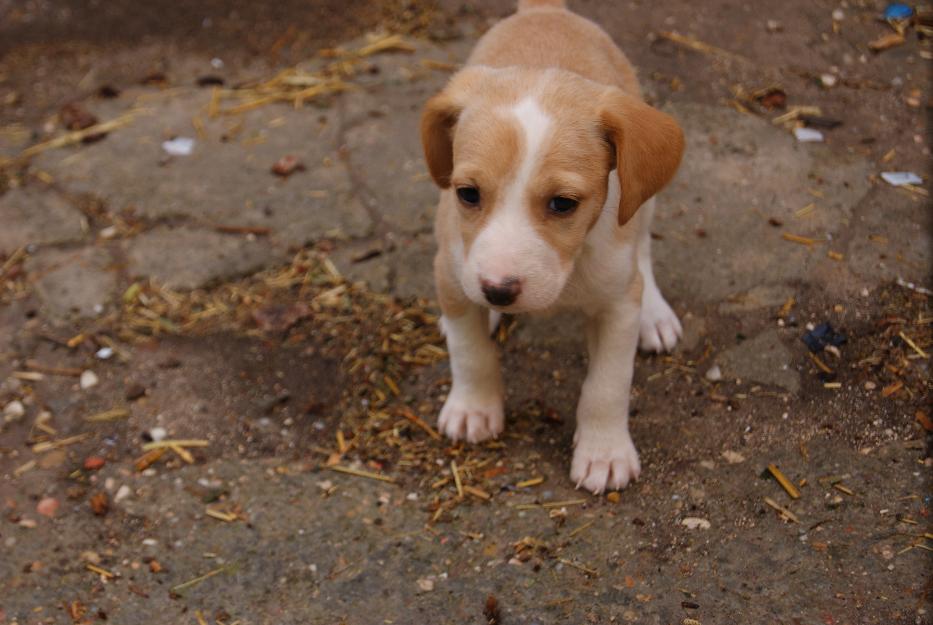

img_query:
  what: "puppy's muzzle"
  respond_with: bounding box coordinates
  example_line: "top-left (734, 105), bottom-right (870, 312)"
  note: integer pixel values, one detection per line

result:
top-left (481, 277), bottom-right (522, 307)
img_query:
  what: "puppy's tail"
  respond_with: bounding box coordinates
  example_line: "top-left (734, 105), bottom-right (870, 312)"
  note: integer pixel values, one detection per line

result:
top-left (517, 0), bottom-right (566, 11)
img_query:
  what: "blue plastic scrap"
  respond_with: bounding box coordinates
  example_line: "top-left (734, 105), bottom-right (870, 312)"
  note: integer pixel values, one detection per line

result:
top-left (802, 323), bottom-right (847, 353)
top-left (883, 3), bottom-right (914, 20)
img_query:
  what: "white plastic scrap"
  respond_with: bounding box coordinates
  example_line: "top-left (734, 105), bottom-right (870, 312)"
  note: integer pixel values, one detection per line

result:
top-left (161, 137), bottom-right (195, 156)
top-left (880, 171), bottom-right (922, 187)
top-left (793, 127), bottom-right (824, 142)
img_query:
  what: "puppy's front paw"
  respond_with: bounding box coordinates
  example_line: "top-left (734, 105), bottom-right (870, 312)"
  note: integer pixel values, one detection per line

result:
top-left (438, 388), bottom-right (504, 443)
top-left (639, 289), bottom-right (682, 353)
top-left (571, 425), bottom-right (641, 494)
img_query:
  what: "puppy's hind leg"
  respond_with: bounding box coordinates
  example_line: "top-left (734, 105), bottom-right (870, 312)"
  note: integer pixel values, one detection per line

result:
top-left (636, 197), bottom-right (682, 353)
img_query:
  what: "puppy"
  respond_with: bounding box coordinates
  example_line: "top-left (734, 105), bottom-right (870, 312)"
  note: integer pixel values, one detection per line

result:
top-left (421, 0), bottom-right (685, 493)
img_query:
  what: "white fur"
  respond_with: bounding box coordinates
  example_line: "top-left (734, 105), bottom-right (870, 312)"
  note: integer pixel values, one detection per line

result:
top-left (437, 308), bottom-right (504, 442)
top-left (461, 97), bottom-right (569, 312)
top-left (443, 147), bottom-right (679, 493)
top-left (636, 198), bottom-right (683, 352)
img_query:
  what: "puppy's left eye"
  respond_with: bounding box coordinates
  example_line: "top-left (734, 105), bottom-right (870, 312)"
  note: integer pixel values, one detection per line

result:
top-left (548, 196), bottom-right (579, 215)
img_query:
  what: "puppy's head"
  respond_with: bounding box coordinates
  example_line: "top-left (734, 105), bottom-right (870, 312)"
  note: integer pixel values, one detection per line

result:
top-left (422, 67), bottom-right (683, 312)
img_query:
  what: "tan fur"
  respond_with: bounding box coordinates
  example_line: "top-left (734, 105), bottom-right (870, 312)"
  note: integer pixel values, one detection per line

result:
top-left (420, 1), bottom-right (686, 493)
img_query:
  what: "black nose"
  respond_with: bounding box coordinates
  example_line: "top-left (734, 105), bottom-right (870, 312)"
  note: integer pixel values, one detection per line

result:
top-left (481, 277), bottom-right (522, 307)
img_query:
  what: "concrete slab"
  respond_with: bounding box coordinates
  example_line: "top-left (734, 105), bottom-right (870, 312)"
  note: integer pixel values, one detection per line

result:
top-left (24, 246), bottom-right (116, 319)
top-left (125, 226), bottom-right (280, 290)
top-left (652, 102), bottom-right (872, 307)
top-left (714, 328), bottom-right (800, 393)
top-left (34, 91), bottom-right (372, 246)
top-left (0, 187), bottom-right (87, 255)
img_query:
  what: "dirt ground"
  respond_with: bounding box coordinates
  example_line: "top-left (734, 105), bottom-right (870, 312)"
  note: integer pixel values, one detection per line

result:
top-left (0, 1), bottom-right (931, 624)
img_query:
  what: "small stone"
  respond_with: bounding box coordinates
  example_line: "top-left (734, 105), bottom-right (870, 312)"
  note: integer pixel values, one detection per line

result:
top-left (721, 450), bottom-right (745, 464)
top-left (681, 517), bottom-right (711, 530)
top-left (148, 427), bottom-right (167, 442)
top-left (606, 491), bottom-right (621, 503)
top-left (81, 550), bottom-right (101, 564)
top-left (36, 497), bottom-right (59, 518)
top-left (124, 382), bottom-right (146, 401)
top-left (704, 365), bottom-right (723, 382)
top-left (114, 484), bottom-right (132, 503)
top-left (766, 19), bottom-right (782, 32)
top-left (832, 8), bottom-right (845, 20)
top-left (820, 73), bottom-right (838, 88)
top-left (84, 456), bottom-right (106, 470)
top-left (90, 492), bottom-right (109, 516)
top-left (3, 400), bottom-right (25, 422)
top-left (416, 577), bottom-right (435, 592)
top-left (19, 517), bottom-right (37, 528)
top-left (80, 370), bottom-right (99, 390)
top-left (864, 381), bottom-right (877, 390)
top-left (95, 347), bottom-right (114, 360)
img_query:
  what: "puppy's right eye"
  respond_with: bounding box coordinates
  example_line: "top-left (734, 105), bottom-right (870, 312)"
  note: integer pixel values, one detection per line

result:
top-left (456, 186), bottom-right (481, 207)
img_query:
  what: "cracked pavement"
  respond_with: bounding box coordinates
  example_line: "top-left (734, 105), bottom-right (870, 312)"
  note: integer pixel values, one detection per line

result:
top-left (0, 1), bottom-right (930, 624)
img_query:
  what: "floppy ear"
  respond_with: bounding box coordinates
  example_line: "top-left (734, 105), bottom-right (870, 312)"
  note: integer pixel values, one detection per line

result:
top-left (599, 89), bottom-right (685, 225)
top-left (421, 66), bottom-right (491, 189)
top-left (420, 91), bottom-right (461, 189)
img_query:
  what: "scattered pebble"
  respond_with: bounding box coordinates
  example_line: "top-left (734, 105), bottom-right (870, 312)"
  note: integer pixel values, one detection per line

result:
top-left (271, 155), bottom-right (306, 177)
top-left (681, 517), bottom-right (712, 530)
top-left (606, 491), bottom-right (621, 503)
top-left (3, 400), bottom-right (25, 422)
top-left (90, 492), bottom-right (109, 516)
top-left (19, 517), bottom-right (37, 529)
top-left (149, 427), bottom-right (167, 442)
top-left (37, 497), bottom-right (59, 518)
top-left (162, 137), bottom-right (195, 156)
top-left (84, 456), bottom-right (106, 470)
top-left (704, 365), bottom-right (723, 382)
top-left (80, 370), bottom-right (99, 390)
top-left (832, 8), bottom-right (845, 20)
top-left (114, 485), bottom-right (132, 503)
top-left (721, 450), bottom-right (746, 464)
top-left (820, 73), bottom-right (838, 88)
top-left (125, 382), bottom-right (146, 401)
top-left (416, 577), bottom-right (435, 592)
top-left (95, 347), bottom-right (114, 360)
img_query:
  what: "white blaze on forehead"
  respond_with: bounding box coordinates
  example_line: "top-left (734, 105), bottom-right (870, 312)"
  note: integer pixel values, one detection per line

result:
top-left (464, 96), bottom-right (565, 309)
top-left (506, 97), bottom-right (552, 204)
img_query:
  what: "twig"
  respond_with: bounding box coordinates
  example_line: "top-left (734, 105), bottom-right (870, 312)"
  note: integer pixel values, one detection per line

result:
top-left (32, 433), bottom-right (90, 453)
top-left (400, 407), bottom-right (441, 440)
top-left (898, 332), bottom-right (929, 359)
top-left (515, 499), bottom-right (588, 510)
top-left (20, 110), bottom-right (140, 158)
top-left (170, 564), bottom-right (235, 594)
top-left (767, 464), bottom-right (800, 499)
top-left (328, 465), bottom-right (396, 484)
top-left (141, 439), bottom-right (209, 451)
top-left (84, 408), bottom-right (130, 423)
top-left (568, 520), bottom-right (596, 538)
top-left (451, 460), bottom-right (464, 498)
top-left (86, 563), bottom-right (116, 578)
top-left (764, 496), bottom-right (799, 523)
top-left (557, 558), bottom-right (599, 576)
